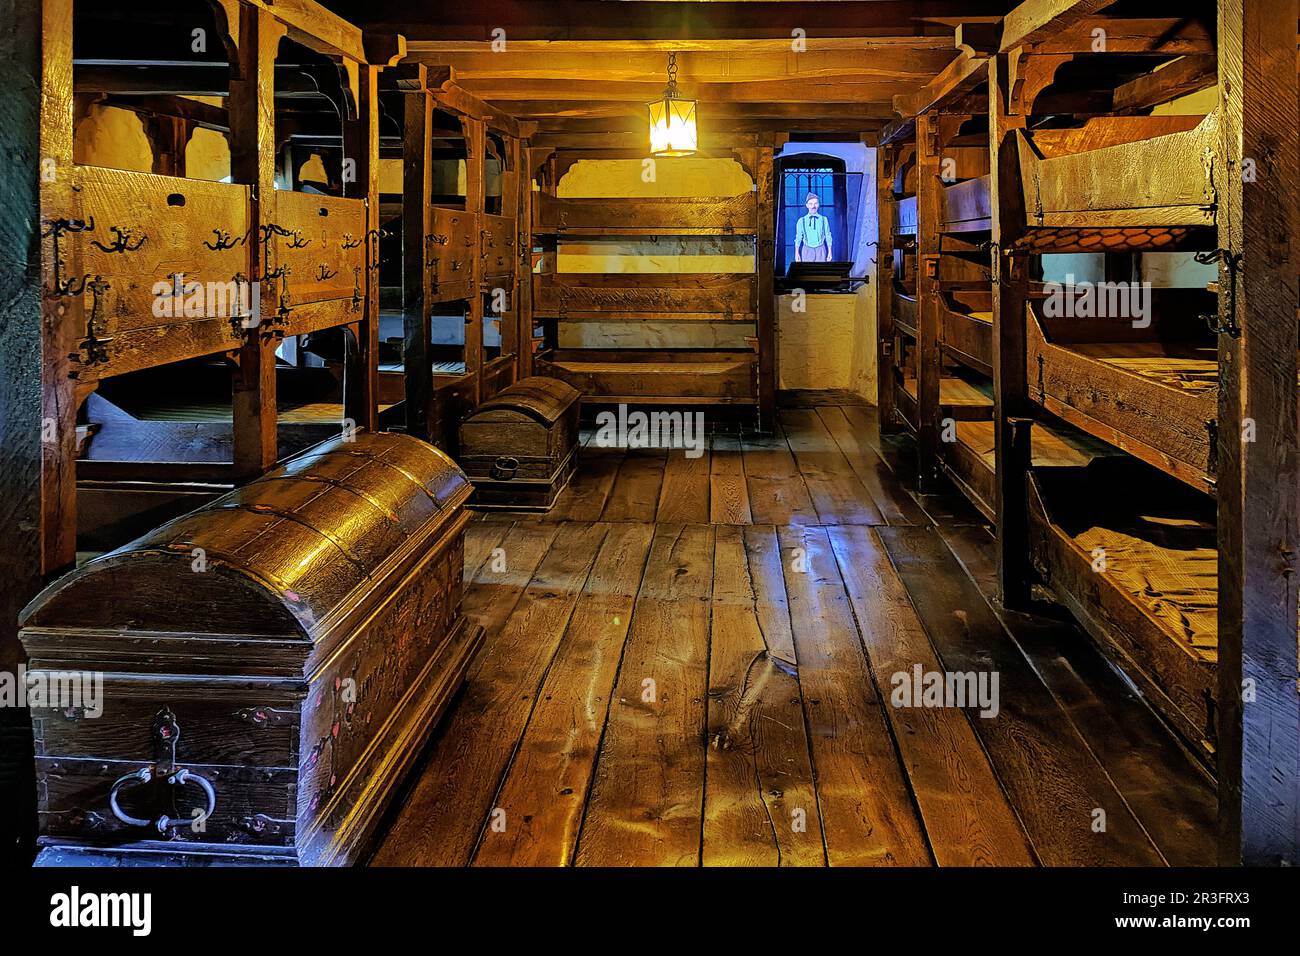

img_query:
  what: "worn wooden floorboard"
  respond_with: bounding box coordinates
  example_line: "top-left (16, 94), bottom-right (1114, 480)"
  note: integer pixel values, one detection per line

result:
top-left (703, 524), bottom-right (824, 866)
top-left (548, 446), bottom-right (622, 522)
top-left (600, 448), bottom-right (667, 522)
top-left (657, 448), bottom-right (712, 523)
top-left (877, 524), bottom-right (1167, 866)
top-left (575, 524), bottom-right (715, 866)
top-left (472, 522), bottom-right (655, 866)
top-left (826, 524), bottom-right (1036, 866)
top-left (376, 404), bottom-right (1214, 867)
top-left (741, 422), bottom-right (820, 526)
top-left (778, 524), bottom-right (932, 865)
top-left (369, 521), bottom-right (584, 865)
top-left (822, 405), bottom-right (929, 526)
top-left (935, 521), bottom-right (1217, 867)
top-left (708, 432), bottom-right (753, 525)
top-left (779, 408), bottom-right (886, 526)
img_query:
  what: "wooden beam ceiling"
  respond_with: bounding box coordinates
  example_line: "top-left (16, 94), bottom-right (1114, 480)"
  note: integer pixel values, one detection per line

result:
top-left (324, 1), bottom-right (1015, 42)
top-left (320, 0), bottom-right (1023, 133)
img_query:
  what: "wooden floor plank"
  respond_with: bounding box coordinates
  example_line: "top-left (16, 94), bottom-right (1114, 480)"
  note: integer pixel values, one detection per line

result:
top-left (472, 523), bottom-right (655, 866)
top-left (600, 448), bottom-right (666, 522)
top-left (935, 522), bottom-right (1216, 867)
top-left (548, 446), bottom-right (622, 522)
top-left (741, 424), bottom-right (820, 526)
top-left (575, 524), bottom-right (714, 866)
top-left (370, 521), bottom-right (597, 866)
top-left (709, 432), bottom-right (753, 525)
top-left (826, 524), bottom-right (1035, 866)
top-left (657, 448), bottom-right (712, 523)
top-left (877, 524), bottom-right (1167, 866)
top-left (462, 518), bottom-right (513, 579)
top-left (703, 524), bottom-right (824, 866)
top-left (858, 411), bottom-right (988, 528)
top-left (777, 524), bottom-right (932, 865)
top-left (821, 406), bottom-right (929, 526)
top-left (779, 408), bottom-right (885, 526)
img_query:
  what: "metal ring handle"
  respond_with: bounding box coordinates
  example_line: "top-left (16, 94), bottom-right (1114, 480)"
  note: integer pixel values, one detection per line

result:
top-left (159, 769), bottom-right (218, 833)
top-left (108, 767), bottom-right (155, 827)
top-left (107, 765), bottom-right (218, 832)
top-left (490, 456), bottom-right (520, 481)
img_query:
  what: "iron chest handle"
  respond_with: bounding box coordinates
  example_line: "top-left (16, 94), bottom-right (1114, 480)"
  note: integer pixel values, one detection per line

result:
top-left (109, 766), bottom-right (218, 833)
top-left (107, 706), bottom-right (219, 832)
top-left (490, 456), bottom-right (520, 481)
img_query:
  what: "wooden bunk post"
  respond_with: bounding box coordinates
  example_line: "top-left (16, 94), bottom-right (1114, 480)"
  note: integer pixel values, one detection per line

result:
top-left (1, 0), bottom-right (59, 862)
top-left (466, 117), bottom-right (486, 408)
top-left (229, 3), bottom-right (284, 481)
top-left (519, 144), bottom-right (538, 380)
top-left (1215, 0), bottom-right (1300, 866)
top-left (32, 0), bottom-right (78, 579)
top-left (343, 61), bottom-right (381, 434)
top-left (987, 53), bottom-right (1032, 610)
top-left (401, 68), bottom-right (433, 442)
top-left (876, 144), bottom-right (897, 431)
top-left (756, 144), bottom-right (778, 432)
top-left (915, 113), bottom-right (942, 491)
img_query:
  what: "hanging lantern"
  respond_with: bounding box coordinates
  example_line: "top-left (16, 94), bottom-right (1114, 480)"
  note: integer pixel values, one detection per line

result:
top-left (648, 52), bottom-right (698, 157)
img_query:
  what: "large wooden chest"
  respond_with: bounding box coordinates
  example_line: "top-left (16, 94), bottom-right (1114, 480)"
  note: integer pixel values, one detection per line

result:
top-left (458, 376), bottom-right (581, 511)
top-left (19, 432), bottom-right (482, 866)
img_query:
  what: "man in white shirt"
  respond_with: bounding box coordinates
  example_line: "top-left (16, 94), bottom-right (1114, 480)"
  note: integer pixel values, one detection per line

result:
top-left (794, 192), bottom-right (832, 262)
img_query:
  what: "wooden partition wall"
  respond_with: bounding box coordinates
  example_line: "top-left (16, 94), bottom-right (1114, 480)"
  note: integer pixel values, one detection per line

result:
top-left (879, 1), bottom-right (1300, 865)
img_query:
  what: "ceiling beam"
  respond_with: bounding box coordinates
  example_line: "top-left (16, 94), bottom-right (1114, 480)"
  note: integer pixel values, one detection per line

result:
top-left (999, 0), bottom-right (1115, 52)
top-left (408, 48), bottom-right (957, 84)
top-left (325, 0), bottom-right (1012, 42)
top-left (1111, 54), bottom-right (1217, 114)
top-left (1028, 17), bottom-right (1215, 55)
top-left (458, 78), bottom-right (924, 105)
top-left (493, 101), bottom-right (893, 121)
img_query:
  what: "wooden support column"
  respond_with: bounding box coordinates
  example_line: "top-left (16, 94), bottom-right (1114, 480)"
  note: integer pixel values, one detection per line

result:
top-left (33, 0), bottom-right (78, 580)
top-left (343, 61), bottom-right (380, 433)
top-left (915, 114), bottom-right (943, 492)
top-left (465, 117), bottom-right (486, 408)
top-left (988, 54), bottom-right (1032, 610)
top-left (518, 144), bottom-right (537, 380)
top-left (1215, 0), bottom-right (1300, 866)
top-left (229, 4), bottom-right (284, 481)
top-left (755, 143), bottom-right (777, 432)
top-left (875, 144), bottom-right (897, 431)
top-left (1, 0), bottom-right (60, 862)
top-left (402, 73), bottom-right (433, 442)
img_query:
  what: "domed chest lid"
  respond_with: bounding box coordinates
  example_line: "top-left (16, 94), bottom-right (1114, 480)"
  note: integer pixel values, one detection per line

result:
top-left (20, 432), bottom-right (469, 641)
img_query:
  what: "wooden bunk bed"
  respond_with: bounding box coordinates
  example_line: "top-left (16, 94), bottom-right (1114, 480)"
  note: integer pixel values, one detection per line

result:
top-left (395, 65), bottom-right (527, 452)
top-left (874, 3), bottom-right (1300, 807)
top-left (997, 100), bottom-right (1227, 762)
top-left (42, 0), bottom-right (391, 564)
top-left (876, 138), bottom-right (916, 434)
top-left (528, 146), bottom-right (776, 428)
top-left (982, 0), bottom-right (1300, 828)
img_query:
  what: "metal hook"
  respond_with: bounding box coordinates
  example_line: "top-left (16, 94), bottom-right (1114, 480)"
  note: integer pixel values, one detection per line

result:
top-left (89, 225), bottom-right (147, 254)
top-left (204, 228), bottom-right (249, 251)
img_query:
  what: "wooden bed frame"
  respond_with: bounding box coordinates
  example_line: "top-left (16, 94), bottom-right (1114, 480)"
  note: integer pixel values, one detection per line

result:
top-left (35, 0), bottom-right (396, 569)
top-left (526, 145), bottom-right (776, 426)
top-left (1025, 302), bottom-right (1217, 492)
top-left (1027, 463), bottom-right (1220, 757)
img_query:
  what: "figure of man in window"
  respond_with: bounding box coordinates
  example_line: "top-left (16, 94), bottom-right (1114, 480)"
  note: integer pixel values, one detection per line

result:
top-left (794, 192), bottom-right (832, 262)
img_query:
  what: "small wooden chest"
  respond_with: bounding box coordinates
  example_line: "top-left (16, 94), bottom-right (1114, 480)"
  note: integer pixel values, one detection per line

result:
top-left (19, 431), bottom-right (482, 866)
top-left (458, 376), bottom-right (581, 511)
